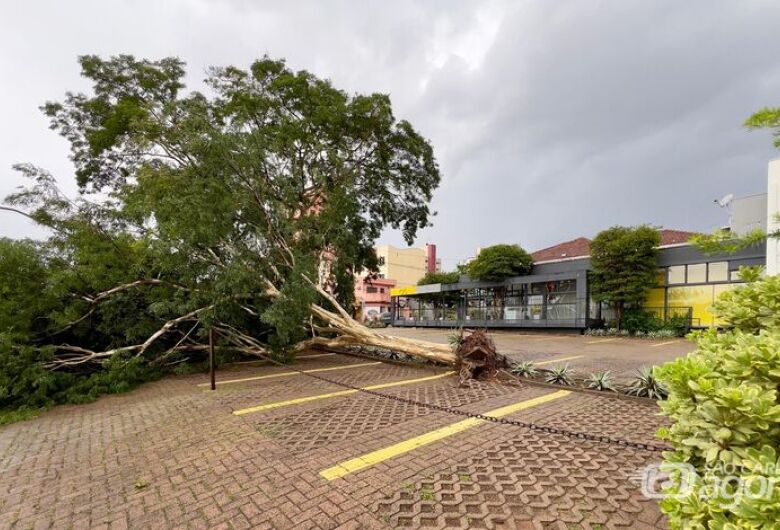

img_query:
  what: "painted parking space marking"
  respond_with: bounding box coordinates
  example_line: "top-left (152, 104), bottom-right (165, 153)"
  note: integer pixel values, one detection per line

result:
top-left (319, 389), bottom-right (571, 480)
top-left (233, 371), bottom-right (455, 415)
top-left (230, 353), bottom-right (336, 365)
top-left (534, 355), bottom-right (583, 366)
top-left (650, 340), bottom-right (679, 348)
top-left (196, 361), bottom-right (382, 387)
top-left (586, 338), bottom-right (617, 344)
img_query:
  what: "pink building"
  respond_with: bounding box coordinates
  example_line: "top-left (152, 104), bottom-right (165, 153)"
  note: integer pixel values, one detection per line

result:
top-left (354, 276), bottom-right (396, 322)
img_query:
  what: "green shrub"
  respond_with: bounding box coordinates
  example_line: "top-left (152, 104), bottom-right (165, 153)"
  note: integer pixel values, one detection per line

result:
top-left (0, 333), bottom-right (162, 418)
top-left (655, 271), bottom-right (780, 528)
top-left (511, 361), bottom-right (538, 378)
top-left (626, 366), bottom-right (667, 399)
top-left (545, 364), bottom-right (573, 386)
top-left (586, 371), bottom-right (615, 391)
top-left (665, 314), bottom-right (691, 337)
top-left (623, 309), bottom-right (664, 334)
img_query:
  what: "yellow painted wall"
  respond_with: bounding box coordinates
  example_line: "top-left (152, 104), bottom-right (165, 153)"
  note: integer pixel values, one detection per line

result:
top-left (665, 284), bottom-right (738, 327)
top-left (645, 287), bottom-right (665, 308)
top-left (375, 245), bottom-right (429, 288)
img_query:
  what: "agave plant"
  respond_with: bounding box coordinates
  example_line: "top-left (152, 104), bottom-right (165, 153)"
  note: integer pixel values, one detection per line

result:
top-left (586, 371), bottom-right (615, 391)
top-left (627, 366), bottom-right (668, 399)
top-left (511, 361), bottom-right (538, 378)
top-left (545, 364), bottom-right (573, 386)
top-left (447, 328), bottom-right (463, 349)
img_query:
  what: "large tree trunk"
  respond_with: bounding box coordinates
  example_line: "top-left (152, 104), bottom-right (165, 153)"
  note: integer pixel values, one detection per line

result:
top-left (302, 283), bottom-right (457, 365)
top-left (49, 275), bottom-right (492, 374)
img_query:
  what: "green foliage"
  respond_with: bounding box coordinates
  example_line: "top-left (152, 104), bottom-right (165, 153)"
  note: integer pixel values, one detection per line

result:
top-left (622, 309), bottom-right (665, 334)
top-left (690, 228), bottom-right (768, 255)
top-left (467, 244), bottom-right (533, 282)
top-left (511, 361), bottom-right (538, 378)
top-left (589, 226), bottom-right (661, 329)
top-left (626, 366), bottom-right (667, 399)
top-left (545, 364), bottom-right (573, 386)
top-left (620, 309), bottom-right (689, 337)
top-left (710, 269), bottom-right (780, 333)
top-left (656, 272), bottom-right (780, 527)
top-left (417, 271), bottom-right (459, 285)
top-left (0, 334), bottom-right (160, 418)
top-left (0, 337), bottom-right (63, 410)
top-left (586, 371), bottom-right (614, 391)
top-left (417, 271), bottom-right (461, 304)
top-left (0, 239), bottom-right (54, 335)
top-left (745, 105), bottom-right (780, 148)
top-left (655, 105), bottom-right (780, 527)
top-left (1, 54), bottom-right (441, 418)
top-left (447, 328), bottom-right (463, 349)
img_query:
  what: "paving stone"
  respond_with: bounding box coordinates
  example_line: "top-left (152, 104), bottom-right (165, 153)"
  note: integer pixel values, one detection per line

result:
top-left (0, 353), bottom-right (669, 529)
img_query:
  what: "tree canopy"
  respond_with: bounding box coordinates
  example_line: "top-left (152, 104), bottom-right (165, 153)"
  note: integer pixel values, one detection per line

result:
top-left (417, 270), bottom-right (459, 285)
top-left (588, 225), bottom-right (660, 328)
top-left (0, 54), bottom-right (452, 414)
top-left (467, 244), bottom-right (533, 282)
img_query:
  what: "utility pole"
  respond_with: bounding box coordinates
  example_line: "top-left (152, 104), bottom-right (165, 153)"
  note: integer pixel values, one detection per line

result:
top-left (208, 328), bottom-right (216, 391)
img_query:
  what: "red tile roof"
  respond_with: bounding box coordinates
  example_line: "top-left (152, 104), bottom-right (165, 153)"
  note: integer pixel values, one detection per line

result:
top-left (530, 230), bottom-right (699, 263)
top-left (658, 229), bottom-right (699, 246)
top-left (531, 237), bottom-right (592, 263)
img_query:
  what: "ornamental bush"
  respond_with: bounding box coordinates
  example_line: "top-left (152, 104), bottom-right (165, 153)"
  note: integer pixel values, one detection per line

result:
top-left (655, 269), bottom-right (780, 528)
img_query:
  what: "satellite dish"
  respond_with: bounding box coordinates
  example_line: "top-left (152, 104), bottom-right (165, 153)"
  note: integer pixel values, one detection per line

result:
top-left (715, 193), bottom-right (734, 208)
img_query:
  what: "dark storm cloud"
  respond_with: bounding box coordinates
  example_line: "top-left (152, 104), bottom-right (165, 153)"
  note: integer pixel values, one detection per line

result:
top-left (2, 1), bottom-right (779, 268)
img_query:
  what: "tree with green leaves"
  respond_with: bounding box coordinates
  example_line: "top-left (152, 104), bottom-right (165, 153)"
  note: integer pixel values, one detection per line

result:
top-left (417, 271), bottom-right (459, 285)
top-left (415, 270), bottom-right (461, 315)
top-left (467, 244), bottom-right (533, 319)
top-left (588, 226), bottom-right (660, 330)
top-left (1, 53), bottom-right (458, 406)
top-left (467, 244), bottom-right (533, 282)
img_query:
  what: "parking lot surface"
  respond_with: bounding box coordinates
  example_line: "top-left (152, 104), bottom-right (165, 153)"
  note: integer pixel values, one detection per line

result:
top-left (0, 352), bottom-right (669, 529)
top-left (383, 328), bottom-right (696, 383)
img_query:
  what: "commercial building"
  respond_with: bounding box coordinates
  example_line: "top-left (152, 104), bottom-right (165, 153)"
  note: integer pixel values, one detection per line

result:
top-left (389, 160), bottom-right (779, 331)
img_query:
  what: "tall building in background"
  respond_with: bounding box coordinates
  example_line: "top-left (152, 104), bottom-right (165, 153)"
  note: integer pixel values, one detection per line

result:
top-left (374, 243), bottom-right (440, 287)
top-left (354, 243), bottom-right (440, 321)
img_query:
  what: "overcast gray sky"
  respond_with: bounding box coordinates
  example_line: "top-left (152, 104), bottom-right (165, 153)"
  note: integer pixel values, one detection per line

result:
top-left (2, 1), bottom-right (779, 268)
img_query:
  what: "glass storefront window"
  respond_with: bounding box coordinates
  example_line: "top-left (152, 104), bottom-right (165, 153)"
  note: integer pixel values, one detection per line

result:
top-left (668, 285), bottom-right (714, 327)
top-left (708, 262), bottom-right (728, 282)
top-left (687, 264), bottom-right (707, 284)
top-left (656, 268), bottom-right (667, 286)
top-left (668, 265), bottom-right (685, 284)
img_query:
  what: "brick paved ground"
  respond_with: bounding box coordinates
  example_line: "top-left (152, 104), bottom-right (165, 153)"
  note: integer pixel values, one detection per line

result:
top-left (0, 353), bottom-right (669, 529)
top-left (383, 327), bottom-right (695, 383)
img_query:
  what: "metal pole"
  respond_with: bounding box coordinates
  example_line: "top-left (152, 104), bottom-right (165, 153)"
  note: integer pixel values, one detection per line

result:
top-left (209, 327), bottom-right (216, 391)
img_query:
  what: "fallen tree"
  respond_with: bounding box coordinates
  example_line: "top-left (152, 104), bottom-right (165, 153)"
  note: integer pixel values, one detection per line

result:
top-left (1, 53), bottom-right (470, 407)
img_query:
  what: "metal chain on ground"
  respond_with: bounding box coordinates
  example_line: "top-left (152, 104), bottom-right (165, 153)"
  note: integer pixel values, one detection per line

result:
top-left (246, 352), bottom-right (672, 454)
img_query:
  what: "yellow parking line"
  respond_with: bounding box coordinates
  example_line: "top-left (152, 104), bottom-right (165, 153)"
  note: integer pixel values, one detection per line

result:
top-left (196, 361), bottom-right (381, 387)
top-left (319, 390), bottom-right (571, 480)
top-left (231, 353), bottom-right (336, 365)
top-left (650, 340), bottom-right (679, 348)
top-left (534, 355), bottom-right (583, 366)
top-left (587, 338), bottom-right (616, 344)
top-left (233, 371), bottom-right (455, 415)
